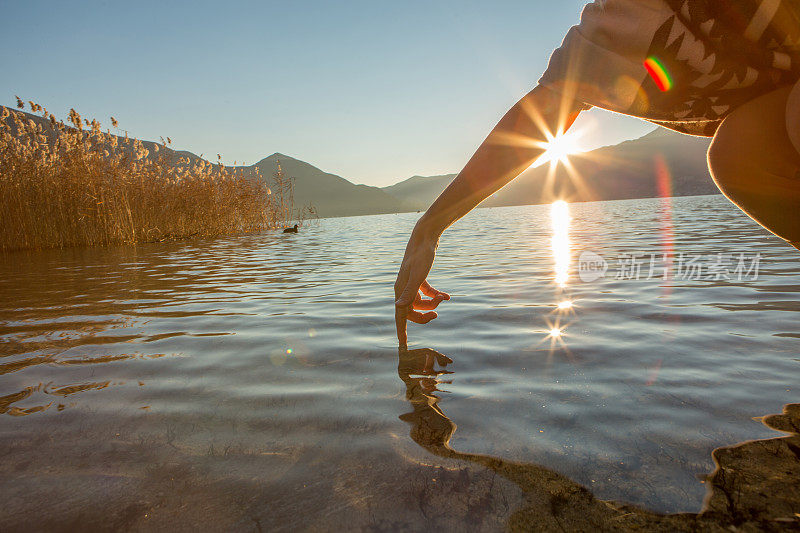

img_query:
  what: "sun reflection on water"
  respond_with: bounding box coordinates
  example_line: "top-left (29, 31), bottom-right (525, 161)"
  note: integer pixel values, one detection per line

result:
top-left (537, 200), bottom-right (575, 352)
top-left (550, 200), bottom-right (571, 288)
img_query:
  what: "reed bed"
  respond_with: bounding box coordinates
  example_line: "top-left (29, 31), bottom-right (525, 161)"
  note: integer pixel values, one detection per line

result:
top-left (0, 98), bottom-right (289, 252)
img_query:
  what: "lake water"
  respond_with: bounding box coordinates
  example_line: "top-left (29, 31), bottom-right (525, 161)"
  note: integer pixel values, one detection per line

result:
top-left (1, 195), bottom-right (799, 530)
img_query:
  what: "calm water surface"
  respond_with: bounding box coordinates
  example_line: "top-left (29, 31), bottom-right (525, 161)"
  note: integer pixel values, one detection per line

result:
top-left (1, 195), bottom-right (799, 530)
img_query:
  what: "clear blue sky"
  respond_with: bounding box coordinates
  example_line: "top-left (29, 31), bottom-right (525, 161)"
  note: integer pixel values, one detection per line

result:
top-left (1, 0), bottom-right (653, 186)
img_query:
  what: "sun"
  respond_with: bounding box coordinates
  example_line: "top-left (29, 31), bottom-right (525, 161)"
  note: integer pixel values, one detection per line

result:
top-left (532, 130), bottom-right (584, 168)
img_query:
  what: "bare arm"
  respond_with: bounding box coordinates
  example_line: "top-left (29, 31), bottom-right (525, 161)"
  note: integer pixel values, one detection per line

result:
top-left (394, 84), bottom-right (583, 347)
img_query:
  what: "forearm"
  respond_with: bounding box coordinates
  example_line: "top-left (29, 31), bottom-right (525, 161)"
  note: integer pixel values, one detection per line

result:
top-left (415, 85), bottom-right (582, 237)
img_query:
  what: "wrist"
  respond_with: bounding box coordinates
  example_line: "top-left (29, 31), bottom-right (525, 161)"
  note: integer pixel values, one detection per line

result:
top-left (413, 213), bottom-right (445, 240)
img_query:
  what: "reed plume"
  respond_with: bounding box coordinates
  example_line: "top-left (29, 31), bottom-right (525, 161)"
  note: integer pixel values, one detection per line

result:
top-left (0, 99), bottom-right (296, 252)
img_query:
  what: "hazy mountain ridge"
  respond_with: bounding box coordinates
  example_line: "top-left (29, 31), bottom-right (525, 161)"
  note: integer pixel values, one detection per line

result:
top-left (382, 128), bottom-right (719, 211)
top-left (381, 173), bottom-right (456, 210)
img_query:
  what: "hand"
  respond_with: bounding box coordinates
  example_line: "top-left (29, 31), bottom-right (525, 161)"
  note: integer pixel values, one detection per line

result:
top-left (394, 227), bottom-right (451, 347)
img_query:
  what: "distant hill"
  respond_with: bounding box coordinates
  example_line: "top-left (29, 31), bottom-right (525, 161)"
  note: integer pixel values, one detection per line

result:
top-left (381, 173), bottom-right (456, 210)
top-left (246, 153), bottom-right (406, 218)
top-left (382, 128), bottom-right (718, 210)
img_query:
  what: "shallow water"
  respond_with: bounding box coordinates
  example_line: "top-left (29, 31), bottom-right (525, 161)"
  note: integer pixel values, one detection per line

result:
top-left (1, 195), bottom-right (799, 530)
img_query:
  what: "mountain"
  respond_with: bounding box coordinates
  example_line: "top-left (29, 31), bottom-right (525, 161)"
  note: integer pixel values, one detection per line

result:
top-left (382, 128), bottom-right (719, 210)
top-left (381, 173), bottom-right (456, 210)
top-left (246, 153), bottom-right (406, 218)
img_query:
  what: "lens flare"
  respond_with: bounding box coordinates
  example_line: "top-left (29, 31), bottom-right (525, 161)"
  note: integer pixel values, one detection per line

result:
top-left (655, 154), bottom-right (675, 295)
top-left (644, 56), bottom-right (673, 92)
top-left (533, 130), bottom-right (584, 168)
top-left (557, 300), bottom-right (573, 310)
top-left (549, 327), bottom-right (563, 338)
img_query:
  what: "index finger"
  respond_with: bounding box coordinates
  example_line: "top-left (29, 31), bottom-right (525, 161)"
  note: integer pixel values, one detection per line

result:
top-left (394, 259), bottom-right (410, 302)
top-left (395, 267), bottom-right (427, 308)
top-left (394, 269), bottom-right (425, 347)
top-left (395, 304), bottom-right (408, 348)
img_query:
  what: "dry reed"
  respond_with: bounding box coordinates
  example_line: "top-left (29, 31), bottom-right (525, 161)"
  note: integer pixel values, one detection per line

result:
top-left (0, 99), bottom-right (293, 252)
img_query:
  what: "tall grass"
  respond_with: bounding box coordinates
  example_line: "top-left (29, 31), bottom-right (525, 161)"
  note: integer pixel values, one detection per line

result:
top-left (0, 98), bottom-right (292, 252)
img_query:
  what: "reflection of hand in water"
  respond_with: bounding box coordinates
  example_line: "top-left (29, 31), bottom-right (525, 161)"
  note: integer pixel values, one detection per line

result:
top-left (397, 346), bottom-right (592, 493)
top-left (397, 347), bottom-right (453, 381)
top-left (397, 347), bottom-right (455, 453)
top-left (396, 346), bottom-right (608, 528)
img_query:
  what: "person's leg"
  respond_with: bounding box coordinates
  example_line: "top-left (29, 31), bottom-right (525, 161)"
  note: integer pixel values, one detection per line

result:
top-left (707, 82), bottom-right (800, 247)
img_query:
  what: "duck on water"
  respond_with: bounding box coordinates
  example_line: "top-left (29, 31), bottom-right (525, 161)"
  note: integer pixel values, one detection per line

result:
top-left (283, 224), bottom-right (299, 234)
